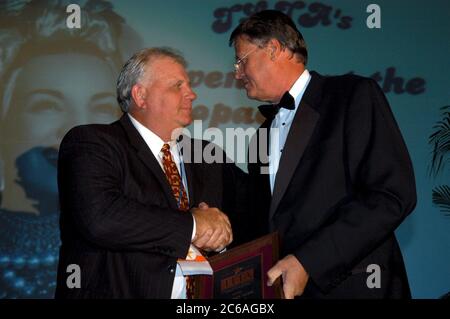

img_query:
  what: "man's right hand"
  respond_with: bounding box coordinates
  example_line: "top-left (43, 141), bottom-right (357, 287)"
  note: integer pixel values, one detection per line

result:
top-left (191, 203), bottom-right (232, 251)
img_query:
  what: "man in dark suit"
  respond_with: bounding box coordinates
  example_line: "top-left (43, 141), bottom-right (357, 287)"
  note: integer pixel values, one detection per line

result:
top-left (55, 48), bottom-right (241, 298)
top-left (229, 10), bottom-right (416, 298)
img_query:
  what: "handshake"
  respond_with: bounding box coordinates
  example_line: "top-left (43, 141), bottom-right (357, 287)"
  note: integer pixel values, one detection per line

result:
top-left (190, 202), bottom-right (232, 252)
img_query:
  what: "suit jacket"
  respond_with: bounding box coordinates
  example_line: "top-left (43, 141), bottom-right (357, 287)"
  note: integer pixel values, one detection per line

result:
top-left (55, 114), bottom-right (246, 298)
top-left (248, 71), bottom-right (417, 298)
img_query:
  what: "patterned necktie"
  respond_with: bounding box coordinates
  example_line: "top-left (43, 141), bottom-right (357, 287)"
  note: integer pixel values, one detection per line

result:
top-left (161, 143), bottom-right (189, 211)
top-left (160, 143), bottom-right (194, 298)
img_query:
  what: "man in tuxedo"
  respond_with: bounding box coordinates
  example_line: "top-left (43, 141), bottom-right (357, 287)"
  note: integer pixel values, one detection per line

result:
top-left (55, 48), bottom-right (242, 298)
top-left (230, 10), bottom-right (416, 298)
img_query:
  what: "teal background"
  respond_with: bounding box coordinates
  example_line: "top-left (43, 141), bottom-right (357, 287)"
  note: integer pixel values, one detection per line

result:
top-left (1, 0), bottom-right (449, 298)
top-left (112, 0), bottom-right (450, 298)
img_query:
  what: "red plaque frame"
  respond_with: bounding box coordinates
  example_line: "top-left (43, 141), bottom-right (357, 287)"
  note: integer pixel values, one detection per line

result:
top-left (194, 232), bottom-right (283, 299)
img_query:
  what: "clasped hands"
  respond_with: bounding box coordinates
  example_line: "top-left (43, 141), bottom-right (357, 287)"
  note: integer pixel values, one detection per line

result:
top-left (191, 203), bottom-right (308, 298)
top-left (190, 202), bottom-right (232, 252)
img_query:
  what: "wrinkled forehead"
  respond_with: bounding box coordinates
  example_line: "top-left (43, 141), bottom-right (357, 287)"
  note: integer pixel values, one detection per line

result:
top-left (145, 57), bottom-right (188, 82)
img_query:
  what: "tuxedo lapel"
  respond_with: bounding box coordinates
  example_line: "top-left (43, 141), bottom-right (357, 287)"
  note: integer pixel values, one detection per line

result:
top-left (269, 72), bottom-right (323, 219)
top-left (119, 115), bottom-right (179, 209)
top-left (269, 102), bottom-right (319, 219)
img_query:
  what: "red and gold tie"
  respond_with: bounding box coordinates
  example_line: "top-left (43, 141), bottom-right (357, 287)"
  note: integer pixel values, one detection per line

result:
top-left (161, 143), bottom-right (189, 211)
top-left (160, 143), bottom-right (194, 298)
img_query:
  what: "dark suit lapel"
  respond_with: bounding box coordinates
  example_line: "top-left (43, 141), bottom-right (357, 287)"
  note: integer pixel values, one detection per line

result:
top-left (183, 161), bottom-right (196, 207)
top-left (269, 73), bottom-right (322, 219)
top-left (119, 114), bottom-right (178, 209)
top-left (181, 137), bottom-right (198, 208)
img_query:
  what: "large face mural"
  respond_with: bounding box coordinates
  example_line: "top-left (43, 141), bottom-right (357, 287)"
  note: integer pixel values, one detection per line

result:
top-left (0, 0), bottom-right (140, 298)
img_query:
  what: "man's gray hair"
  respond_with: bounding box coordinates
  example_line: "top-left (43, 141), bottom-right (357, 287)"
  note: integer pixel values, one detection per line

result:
top-left (116, 47), bottom-right (187, 112)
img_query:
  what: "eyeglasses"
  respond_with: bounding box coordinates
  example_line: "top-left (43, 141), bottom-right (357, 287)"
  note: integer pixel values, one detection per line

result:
top-left (233, 47), bottom-right (258, 73)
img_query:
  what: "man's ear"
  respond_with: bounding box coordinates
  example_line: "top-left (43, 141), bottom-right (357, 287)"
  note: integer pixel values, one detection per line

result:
top-left (268, 39), bottom-right (282, 60)
top-left (131, 84), bottom-right (146, 109)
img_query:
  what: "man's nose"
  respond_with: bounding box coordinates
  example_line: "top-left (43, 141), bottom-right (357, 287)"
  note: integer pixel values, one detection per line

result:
top-left (187, 87), bottom-right (197, 101)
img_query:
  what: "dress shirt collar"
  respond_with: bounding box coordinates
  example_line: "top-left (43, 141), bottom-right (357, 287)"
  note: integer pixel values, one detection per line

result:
top-left (288, 69), bottom-right (311, 110)
top-left (127, 113), bottom-right (177, 159)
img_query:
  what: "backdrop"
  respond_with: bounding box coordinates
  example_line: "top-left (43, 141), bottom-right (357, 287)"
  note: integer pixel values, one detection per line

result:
top-left (0, 0), bottom-right (448, 298)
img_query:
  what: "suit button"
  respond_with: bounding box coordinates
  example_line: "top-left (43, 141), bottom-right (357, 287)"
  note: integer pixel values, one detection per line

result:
top-left (168, 265), bottom-right (175, 273)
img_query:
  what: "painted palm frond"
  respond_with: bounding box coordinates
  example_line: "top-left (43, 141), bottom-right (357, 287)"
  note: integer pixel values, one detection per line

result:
top-left (429, 106), bottom-right (450, 177)
top-left (432, 185), bottom-right (450, 216)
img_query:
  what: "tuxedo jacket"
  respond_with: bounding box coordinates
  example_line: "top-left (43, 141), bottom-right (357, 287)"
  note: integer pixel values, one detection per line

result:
top-left (248, 71), bottom-right (416, 298)
top-left (55, 115), bottom-right (246, 298)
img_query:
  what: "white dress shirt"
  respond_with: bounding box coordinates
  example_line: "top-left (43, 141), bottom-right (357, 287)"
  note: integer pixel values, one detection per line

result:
top-left (269, 69), bottom-right (311, 193)
top-left (128, 114), bottom-right (195, 299)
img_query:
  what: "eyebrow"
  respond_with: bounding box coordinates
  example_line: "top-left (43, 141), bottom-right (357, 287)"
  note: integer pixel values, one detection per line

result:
top-left (167, 78), bottom-right (185, 86)
top-left (90, 92), bottom-right (115, 101)
top-left (26, 89), bottom-right (64, 99)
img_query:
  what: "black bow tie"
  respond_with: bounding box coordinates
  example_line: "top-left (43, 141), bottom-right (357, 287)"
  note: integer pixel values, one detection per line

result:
top-left (258, 91), bottom-right (295, 120)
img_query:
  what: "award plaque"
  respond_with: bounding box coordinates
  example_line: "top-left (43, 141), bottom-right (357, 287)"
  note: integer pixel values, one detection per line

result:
top-left (193, 232), bottom-right (283, 299)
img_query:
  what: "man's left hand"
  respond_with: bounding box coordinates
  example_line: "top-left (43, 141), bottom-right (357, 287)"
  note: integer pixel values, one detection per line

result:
top-left (267, 254), bottom-right (309, 299)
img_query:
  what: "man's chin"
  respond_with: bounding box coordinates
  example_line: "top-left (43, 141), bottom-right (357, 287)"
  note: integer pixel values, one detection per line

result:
top-left (178, 117), bottom-right (193, 129)
top-left (184, 116), bottom-right (193, 126)
top-left (246, 90), bottom-right (259, 101)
